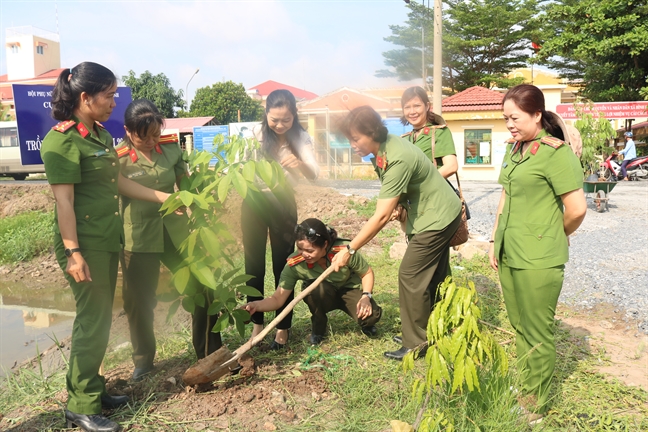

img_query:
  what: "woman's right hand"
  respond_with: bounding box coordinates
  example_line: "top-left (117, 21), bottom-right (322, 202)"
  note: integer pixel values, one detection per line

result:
top-left (488, 243), bottom-right (498, 271)
top-left (243, 302), bottom-right (259, 315)
top-left (66, 253), bottom-right (92, 283)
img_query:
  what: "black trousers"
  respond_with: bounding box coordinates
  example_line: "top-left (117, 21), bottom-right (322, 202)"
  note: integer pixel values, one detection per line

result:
top-left (241, 190), bottom-right (297, 330)
top-left (303, 281), bottom-right (382, 336)
top-left (121, 227), bottom-right (222, 365)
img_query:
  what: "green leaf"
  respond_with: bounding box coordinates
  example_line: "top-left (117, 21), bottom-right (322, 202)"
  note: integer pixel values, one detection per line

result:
top-left (189, 171), bottom-right (204, 190)
top-left (172, 266), bottom-right (191, 294)
top-left (182, 296), bottom-right (195, 314)
top-left (230, 274), bottom-right (254, 285)
top-left (212, 312), bottom-right (230, 333)
top-left (218, 173), bottom-right (231, 203)
top-left (207, 300), bottom-right (223, 316)
top-left (451, 357), bottom-right (465, 394)
top-left (189, 262), bottom-right (217, 289)
top-left (199, 228), bottom-right (221, 258)
top-left (242, 160), bottom-right (256, 182)
top-left (157, 289), bottom-right (180, 302)
top-left (236, 285), bottom-right (262, 297)
top-left (257, 159), bottom-right (273, 186)
top-left (231, 170), bottom-right (248, 198)
top-left (179, 175), bottom-right (192, 192)
top-left (231, 309), bottom-right (251, 338)
top-left (178, 190), bottom-right (194, 207)
top-left (194, 293), bottom-right (206, 308)
top-left (187, 230), bottom-right (198, 257)
top-left (166, 299), bottom-right (181, 323)
top-left (221, 267), bottom-right (240, 282)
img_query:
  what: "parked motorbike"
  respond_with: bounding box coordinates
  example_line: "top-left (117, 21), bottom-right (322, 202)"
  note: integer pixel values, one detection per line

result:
top-left (600, 153), bottom-right (648, 181)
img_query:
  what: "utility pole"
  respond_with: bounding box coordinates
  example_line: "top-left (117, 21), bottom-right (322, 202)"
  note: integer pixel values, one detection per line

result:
top-left (185, 68), bottom-right (199, 111)
top-left (432, 0), bottom-right (442, 114)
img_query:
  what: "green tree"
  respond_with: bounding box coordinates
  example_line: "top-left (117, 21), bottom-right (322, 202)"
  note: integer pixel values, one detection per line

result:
top-left (376, 0), bottom-right (539, 93)
top-left (189, 81), bottom-right (263, 124)
top-left (122, 70), bottom-right (185, 118)
top-left (536, 0), bottom-right (648, 101)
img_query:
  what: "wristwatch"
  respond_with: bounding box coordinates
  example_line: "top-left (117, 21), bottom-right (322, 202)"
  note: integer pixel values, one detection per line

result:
top-left (361, 292), bottom-right (372, 299)
top-left (346, 244), bottom-right (356, 255)
top-left (64, 248), bottom-right (81, 258)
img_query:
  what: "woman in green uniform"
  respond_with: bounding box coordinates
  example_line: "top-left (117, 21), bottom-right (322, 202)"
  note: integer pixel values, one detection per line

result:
top-left (244, 218), bottom-right (382, 344)
top-left (488, 84), bottom-right (586, 423)
top-left (117, 99), bottom-right (221, 381)
top-left (41, 63), bottom-right (172, 432)
top-left (400, 86), bottom-right (457, 178)
top-left (331, 106), bottom-right (462, 361)
top-left (244, 89), bottom-right (319, 349)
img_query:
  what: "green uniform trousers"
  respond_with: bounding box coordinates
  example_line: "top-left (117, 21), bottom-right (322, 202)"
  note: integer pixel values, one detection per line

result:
top-left (303, 281), bottom-right (382, 336)
top-left (121, 228), bottom-right (222, 365)
top-left (499, 252), bottom-right (564, 413)
top-left (54, 236), bottom-right (118, 415)
top-left (399, 212), bottom-right (462, 349)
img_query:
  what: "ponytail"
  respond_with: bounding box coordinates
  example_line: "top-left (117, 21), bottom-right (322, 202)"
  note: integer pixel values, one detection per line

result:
top-left (541, 109), bottom-right (565, 140)
top-left (51, 62), bottom-right (117, 121)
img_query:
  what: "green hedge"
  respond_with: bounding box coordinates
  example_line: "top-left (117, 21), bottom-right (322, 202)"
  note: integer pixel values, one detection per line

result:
top-left (0, 211), bottom-right (54, 264)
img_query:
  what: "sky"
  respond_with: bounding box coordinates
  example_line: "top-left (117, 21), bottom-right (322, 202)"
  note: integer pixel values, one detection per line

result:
top-left (0, 0), bottom-right (420, 105)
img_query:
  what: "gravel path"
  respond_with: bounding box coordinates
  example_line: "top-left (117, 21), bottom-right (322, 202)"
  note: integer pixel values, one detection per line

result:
top-left (317, 179), bottom-right (648, 334)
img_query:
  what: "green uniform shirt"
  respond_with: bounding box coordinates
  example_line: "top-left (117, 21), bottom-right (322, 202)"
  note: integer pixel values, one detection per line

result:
top-left (278, 240), bottom-right (370, 291)
top-left (403, 124), bottom-right (456, 167)
top-left (374, 134), bottom-right (462, 235)
top-left (117, 137), bottom-right (189, 253)
top-left (494, 130), bottom-right (583, 269)
top-left (40, 117), bottom-right (123, 252)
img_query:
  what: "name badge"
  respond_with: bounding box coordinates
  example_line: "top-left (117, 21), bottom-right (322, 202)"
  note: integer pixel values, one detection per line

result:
top-left (127, 171), bottom-right (146, 179)
top-left (502, 162), bottom-right (508, 168)
top-left (93, 149), bottom-right (110, 157)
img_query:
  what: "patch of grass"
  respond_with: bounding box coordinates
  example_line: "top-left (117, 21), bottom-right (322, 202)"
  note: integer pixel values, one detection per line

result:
top-left (0, 211), bottom-right (53, 263)
top-left (2, 245), bottom-right (647, 431)
top-left (348, 197), bottom-right (377, 218)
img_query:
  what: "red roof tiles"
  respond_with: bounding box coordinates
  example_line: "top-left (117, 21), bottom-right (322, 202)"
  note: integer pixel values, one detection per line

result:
top-left (249, 80), bottom-right (318, 101)
top-left (442, 86), bottom-right (504, 112)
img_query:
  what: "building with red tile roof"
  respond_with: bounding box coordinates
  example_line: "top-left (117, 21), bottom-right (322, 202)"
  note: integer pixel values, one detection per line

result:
top-left (248, 80), bottom-right (318, 103)
top-left (442, 85), bottom-right (504, 112)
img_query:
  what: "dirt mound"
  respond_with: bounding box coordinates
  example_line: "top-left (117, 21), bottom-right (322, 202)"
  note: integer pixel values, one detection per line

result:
top-left (0, 184), bottom-right (54, 217)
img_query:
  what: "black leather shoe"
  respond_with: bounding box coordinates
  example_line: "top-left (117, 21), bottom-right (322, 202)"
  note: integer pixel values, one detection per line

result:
top-left (361, 325), bottom-right (378, 337)
top-left (100, 394), bottom-right (129, 409)
top-left (65, 410), bottom-right (121, 432)
top-left (393, 335), bottom-right (403, 345)
top-left (269, 340), bottom-right (285, 350)
top-left (132, 365), bottom-right (153, 382)
top-left (384, 345), bottom-right (428, 361)
top-left (310, 334), bottom-right (325, 345)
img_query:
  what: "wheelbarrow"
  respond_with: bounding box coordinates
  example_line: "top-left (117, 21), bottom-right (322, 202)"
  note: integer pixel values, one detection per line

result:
top-left (583, 180), bottom-right (617, 212)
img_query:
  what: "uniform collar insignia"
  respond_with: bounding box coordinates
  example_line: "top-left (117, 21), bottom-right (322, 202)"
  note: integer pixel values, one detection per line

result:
top-left (307, 262), bottom-right (315, 269)
top-left (129, 149), bottom-right (139, 163)
top-left (154, 144), bottom-right (162, 154)
top-left (76, 122), bottom-right (89, 138)
top-left (376, 154), bottom-right (387, 169)
top-left (530, 141), bottom-right (541, 155)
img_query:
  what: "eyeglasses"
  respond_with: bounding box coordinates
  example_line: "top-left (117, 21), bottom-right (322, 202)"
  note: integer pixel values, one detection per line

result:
top-left (294, 223), bottom-right (320, 241)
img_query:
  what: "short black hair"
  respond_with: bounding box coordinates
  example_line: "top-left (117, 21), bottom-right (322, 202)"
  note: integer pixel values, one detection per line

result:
top-left (339, 106), bottom-right (388, 144)
top-left (123, 99), bottom-right (164, 141)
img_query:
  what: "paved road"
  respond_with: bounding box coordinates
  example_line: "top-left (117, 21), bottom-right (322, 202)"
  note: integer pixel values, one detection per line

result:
top-left (316, 179), bottom-right (648, 333)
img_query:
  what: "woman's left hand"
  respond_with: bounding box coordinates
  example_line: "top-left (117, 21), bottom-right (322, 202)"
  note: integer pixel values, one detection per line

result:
top-left (280, 154), bottom-right (301, 169)
top-left (331, 249), bottom-right (350, 272)
top-left (356, 296), bottom-right (372, 320)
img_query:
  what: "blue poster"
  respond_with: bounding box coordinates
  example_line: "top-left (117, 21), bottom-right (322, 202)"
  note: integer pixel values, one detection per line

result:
top-left (12, 84), bottom-right (133, 165)
top-left (193, 125), bottom-right (229, 165)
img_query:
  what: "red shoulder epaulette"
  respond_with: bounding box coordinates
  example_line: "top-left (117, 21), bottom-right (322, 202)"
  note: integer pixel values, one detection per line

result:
top-left (287, 255), bottom-right (305, 267)
top-left (95, 121), bottom-right (105, 129)
top-left (541, 136), bottom-right (564, 149)
top-left (52, 120), bottom-right (76, 133)
top-left (116, 146), bottom-right (130, 158)
top-left (158, 134), bottom-right (179, 145)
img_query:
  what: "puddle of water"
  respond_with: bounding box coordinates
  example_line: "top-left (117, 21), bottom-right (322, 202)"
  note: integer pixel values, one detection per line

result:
top-left (0, 270), bottom-right (177, 377)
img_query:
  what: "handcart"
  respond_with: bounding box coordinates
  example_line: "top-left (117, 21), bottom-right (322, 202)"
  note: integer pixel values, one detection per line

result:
top-left (583, 180), bottom-right (617, 212)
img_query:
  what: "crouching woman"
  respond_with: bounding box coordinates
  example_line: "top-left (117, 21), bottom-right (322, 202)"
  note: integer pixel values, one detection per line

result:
top-left (244, 218), bottom-right (382, 345)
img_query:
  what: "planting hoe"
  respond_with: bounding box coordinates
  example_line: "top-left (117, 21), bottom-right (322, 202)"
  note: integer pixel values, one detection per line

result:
top-left (182, 266), bottom-right (335, 385)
